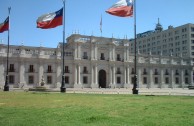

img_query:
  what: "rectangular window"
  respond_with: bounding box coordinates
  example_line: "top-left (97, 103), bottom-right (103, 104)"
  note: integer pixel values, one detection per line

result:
top-left (143, 77), bottom-right (147, 84)
top-left (29, 76), bottom-right (34, 84)
top-left (9, 64), bottom-right (15, 72)
top-left (83, 67), bottom-right (88, 74)
top-left (65, 76), bottom-right (69, 84)
top-left (165, 77), bottom-right (169, 84)
top-left (175, 77), bottom-right (179, 84)
top-left (83, 76), bottom-right (88, 84)
top-left (83, 52), bottom-right (88, 59)
top-left (9, 75), bottom-right (15, 84)
top-left (117, 77), bottom-right (121, 84)
top-left (29, 65), bottom-right (34, 72)
top-left (65, 66), bottom-right (69, 73)
top-left (117, 54), bottom-right (121, 61)
top-left (48, 65), bottom-right (52, 73)
top-left (155, 77), bottom-right (158, 84)
top-left (100, 53), bottom-right (105, 60)
top-left (185, 78), bottom-right (189, 84)
top-left (47, 76), bottom-right (52, 84)
top-left (191, 28), bottom-right (194, 32)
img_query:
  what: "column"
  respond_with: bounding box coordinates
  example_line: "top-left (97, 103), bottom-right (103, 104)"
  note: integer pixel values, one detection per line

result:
top-left (94, 43), bottom-right (97, 60)
top-left (126, 47), bottom-right (129, 61)
top-left (56, 62), bottom-right (61, 88)
top-left (124, 67), bottom-right (126, 84)
top-left (113, 66), bottom-right (116, 85)
top-left (124, 47), bottom-right (126, 62)
top-left (74, 43), bottom-right (77, 59)
top-left (109, 46), bottom-right (112, 61)
top-left (38, 63), bottom-right (44, 86)
top-left (170, 69), bottom-right (174, 88)
top-left (18, 61), bottom-right (25, 87)
top-left (112, 46), bottom-right (115, 61)
top-left (91, 44), bottom-right (94, 60)
top-left (77, 44), bottom-right (81, 59)
top-left (91, 65), bottom-right (93, 85)
top-left (190, 70), bottom-right (194, 86)
top-left (95, 65), bottom-right (98, 85)
top-left (74, 64), bottom-right (77, 85)
top-left (127, 67), bottom-right (130, 85)
top-left (180, 69), bottom-right (184, 88)
top-left (77, 65), bottom-right (81, 84)
top-left (138, 68), bottom-right (142, 88)
top-left (160, 69), bottom-right (164, 88)
top-left (109, 66), bottom-right (112, 85)
top-left (149, 68), bottom-right (153, 88)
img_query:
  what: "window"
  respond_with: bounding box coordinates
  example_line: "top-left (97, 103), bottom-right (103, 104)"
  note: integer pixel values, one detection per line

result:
top-left (65, 76), bottom-right (69, 84)
top-left (143, 69), bottom-right (147, 75)
top-left (191, 34), bottom-right (194, 38)
top-left (9, 64), bottom-right (15, 72)
top-left (65, 66), bottom-right (69, 73)
top-left (117, 54), bottom-right (121, 61)
top-left (48, 65), bottom-right (52, 73)
top-left (9, 75), bottom-right (14, 84)
top-left (131, 68), bottom-right (135, 74)
top-left (83, 67), bottom-right (88, 74)
top-left (47, 76), bottom-right (52, 84)
top-left (191, 27), bottom-right (194, 32)
top-left (29, 65), bottom-right (34, 72)
top-left (154, 69), bottom-right (159, 75)
top-left (83, 52), bottom-right (88, 59)
top-left (83, 76), bottom-right (88, 84)
top-left (117, 68), bottom-right (121, 74)
top-left (185, 70), bottom-right (188, 75)
top-left (143, 77), bottom-right (147, 84)
top-left (117, 77), bottom-right (121, 84)
top-left (165, 77), bottom-right (169, 84)
top-left (155, 77), bottom-right (158, 84)
top-left (175, 77), bottom-right (179, 84)
top-left (29, 76), bottom-right (34, 84)
top-left (100, 53), bottom-right (105, 60)
top-left (185, 78), bottom-right (189, 84)
top-left (175, 70), bottom-right (179, 75)
top-left (192, 40), bottom-right (194, 44)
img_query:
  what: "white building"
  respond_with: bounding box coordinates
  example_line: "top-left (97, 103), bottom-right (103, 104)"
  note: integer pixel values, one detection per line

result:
top-left (0, 34), bottom-right (193, 89)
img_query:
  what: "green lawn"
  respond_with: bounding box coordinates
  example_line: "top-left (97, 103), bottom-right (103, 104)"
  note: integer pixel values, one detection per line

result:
top-left (0, 91), bottom-right (194, 126)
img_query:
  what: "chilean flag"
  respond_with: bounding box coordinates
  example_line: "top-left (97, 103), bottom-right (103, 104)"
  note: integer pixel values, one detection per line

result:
top-left (106, 0), bottom-right (133, 17)
top-left (37, 8), bottom-right (63, 29)
top-left (0, 17), bottom-right (9, 33)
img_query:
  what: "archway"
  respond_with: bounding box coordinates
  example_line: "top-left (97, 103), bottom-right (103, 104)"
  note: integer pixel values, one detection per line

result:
top-left (98, 70), bottom-right (106, 88)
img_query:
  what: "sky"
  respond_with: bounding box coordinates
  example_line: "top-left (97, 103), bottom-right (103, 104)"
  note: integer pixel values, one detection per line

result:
top-left (0, 0), bottom-right (194, 48)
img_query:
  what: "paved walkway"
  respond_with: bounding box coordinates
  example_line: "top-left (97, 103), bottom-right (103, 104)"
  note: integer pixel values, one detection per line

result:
top-left (6, 88), bottom-right (194, 96)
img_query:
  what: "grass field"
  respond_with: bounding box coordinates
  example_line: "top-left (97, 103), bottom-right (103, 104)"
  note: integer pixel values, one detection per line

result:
top-left (0, 91), bottom-right (194, 126)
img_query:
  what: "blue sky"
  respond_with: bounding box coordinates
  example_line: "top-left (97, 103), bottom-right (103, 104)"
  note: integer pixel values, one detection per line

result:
top-left (0, 0), bottom-right (194, 48)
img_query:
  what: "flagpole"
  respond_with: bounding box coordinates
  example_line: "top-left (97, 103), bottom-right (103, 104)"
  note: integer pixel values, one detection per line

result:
top-left (4, 7), bottom-right (11, 91)
top-left (61, 0), bottom-right (66, 92)
top-left (132, 0), bottom-right (138, 94)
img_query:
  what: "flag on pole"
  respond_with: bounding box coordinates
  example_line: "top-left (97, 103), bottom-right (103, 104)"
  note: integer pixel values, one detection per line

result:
top-left (37, 8), bottom-right (63, 29)
top-left (0, 17), bottom-right (9, 33)
top-left (106, 0), bottom-right (133, 17)
top-left (100, 15), bottom-right (102, 33)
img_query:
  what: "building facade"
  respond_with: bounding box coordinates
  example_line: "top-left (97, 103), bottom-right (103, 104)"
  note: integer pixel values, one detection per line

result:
top-left (0, 34), bottom-right (193, 89)
top-left (130, 21), bottom-right (194, 63)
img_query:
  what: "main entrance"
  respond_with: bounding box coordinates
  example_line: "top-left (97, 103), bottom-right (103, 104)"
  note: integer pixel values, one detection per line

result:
top-left (98, 70), bottom-right (106, 88)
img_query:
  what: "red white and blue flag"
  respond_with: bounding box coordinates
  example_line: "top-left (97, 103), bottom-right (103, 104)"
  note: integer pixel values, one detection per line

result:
top-left (106, 0), bottom-right (133, 17)
top-left (0, 17), bottom-right (9, 33)
top-left (37, 8), bottom-right (63, 29)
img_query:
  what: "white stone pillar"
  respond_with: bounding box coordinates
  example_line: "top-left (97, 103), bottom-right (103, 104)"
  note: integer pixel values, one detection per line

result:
top-left (126, 48), bottom-right (129, 62)
top-left (171, 69), bottom-right (174, 88)
top-left (138, 68), bottom-right (142, 88)
top-left (77, 65), bottom-right (81, 84)
top-left (91, 65), bottom-right (94, 85)
top-left (127, 67), bottom-right (130, 85)
top-left (56, 62), bottom-right (61, 88)
top-left (109, 66), bottom-right (112, 85)
top-left (109, 46), bottom-right (112, 61)
top-left (91, 44), bottom-right (94, 60)
top-left (124, 67), bottom-right (127, 84)
top-left (112, 46), bottom-right (115, 61)
top-left (190, 70), bottom-right (194, 86)
top-left (160, 69), bottom-right (164, 88)
top-left (38, 63), bottom-right (44, 86)
top-left (95, 43), bottom-right (97, 60)
top-left (19, 62), bottom-right (25, 87)
top-left (95, 65), bottom-right (98, 85)
top-left (74, 44), bottom-right (77, 59)
top-left (74, 64), bottom-right (77, 85)
top-left (181, 69), bottom-right (184, 88)
top-left (149, 69), bottom-right (153, 88)
top-left (113, 66), bottom-right (116, 85)
top-left (124, 47), bottom-right (126, 62)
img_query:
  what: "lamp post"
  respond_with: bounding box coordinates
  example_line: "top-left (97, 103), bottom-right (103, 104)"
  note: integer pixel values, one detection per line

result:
top-left (61, 0), bottom-right (66, 92)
